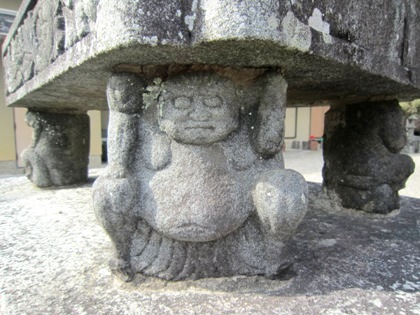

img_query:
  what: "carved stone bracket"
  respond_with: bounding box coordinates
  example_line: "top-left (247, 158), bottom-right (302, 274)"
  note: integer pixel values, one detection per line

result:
top-left (3, 0), bottom-right (419, 287)
top-left (322, 101), bottom-right (415, 213)
top-left (92, 68), bottom-right (309, 281)
top-left (22, 109), bottom-right (90, 187)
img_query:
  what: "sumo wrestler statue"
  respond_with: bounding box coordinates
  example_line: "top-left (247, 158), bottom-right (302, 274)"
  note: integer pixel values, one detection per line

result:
top-left (93, 69), bottom-right (308, 281)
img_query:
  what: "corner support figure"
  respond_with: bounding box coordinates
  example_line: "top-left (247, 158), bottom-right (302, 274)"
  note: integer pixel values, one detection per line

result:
top-left (322, 100), bottom-right (415, 214)
top-left (93, 67), bottom-right (308, 281)
top-left (22, 109), bottom-right (90, 187)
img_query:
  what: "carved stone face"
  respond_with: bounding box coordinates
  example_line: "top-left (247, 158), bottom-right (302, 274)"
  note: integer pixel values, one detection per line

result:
top-left (158, 73), bottom-right (239, 145)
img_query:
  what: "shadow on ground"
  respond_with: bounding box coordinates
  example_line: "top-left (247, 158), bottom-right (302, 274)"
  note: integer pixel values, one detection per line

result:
top-left (286, 182), bottom-right (419, 296)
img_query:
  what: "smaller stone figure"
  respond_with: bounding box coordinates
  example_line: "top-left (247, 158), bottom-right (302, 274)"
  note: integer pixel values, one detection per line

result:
top-left (93, 69), bottom-right (308, 281)
top-left (323, 101), bottom-right (415, 213)
top-left (22, 110), bottom-right (90, 187)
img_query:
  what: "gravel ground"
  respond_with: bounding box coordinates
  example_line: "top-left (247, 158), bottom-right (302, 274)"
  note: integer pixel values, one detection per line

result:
top-left (0, 150), bottom-right (419, 314)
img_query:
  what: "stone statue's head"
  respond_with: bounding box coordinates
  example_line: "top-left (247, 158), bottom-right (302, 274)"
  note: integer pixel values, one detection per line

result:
top-left (158, 72), bottom-right (239, 145)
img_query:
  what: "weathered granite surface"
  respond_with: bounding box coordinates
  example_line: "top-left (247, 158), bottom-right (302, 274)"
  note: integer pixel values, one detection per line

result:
top-left (1, 173), bottom-right (419, 314)
top-left (93, 71), bottom-right (308, 280)
top-left (21, 109), bottom-right (90, 187)
top-left (3, 0), bottom-right (420, 110)
top-left (323, 101), bottom-right (415, 213)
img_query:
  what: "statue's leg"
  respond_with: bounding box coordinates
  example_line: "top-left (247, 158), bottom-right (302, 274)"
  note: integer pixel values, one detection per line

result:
top-left (22, 148), bottom-right (52, 187)
top-left (92, 175), bottom-right (137, 281)
top-left (22, 109), bottom-right (89, 187)
top-left (323, 101), bottom-right (415, 213)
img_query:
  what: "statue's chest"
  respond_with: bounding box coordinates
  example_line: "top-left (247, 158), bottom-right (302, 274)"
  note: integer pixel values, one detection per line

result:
top-left (144, 143), bottom-right (253, 242)
top-left (151, 144), bottom-right (238, 210)
top-left (160, 143), bottom-right (229, 187)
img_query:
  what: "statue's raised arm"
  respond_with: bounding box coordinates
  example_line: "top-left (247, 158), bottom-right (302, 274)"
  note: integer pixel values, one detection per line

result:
top-left (251, 71), bottom-right (287, 158)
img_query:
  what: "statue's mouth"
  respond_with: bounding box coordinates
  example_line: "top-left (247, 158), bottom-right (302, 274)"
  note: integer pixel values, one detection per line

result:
top-left (184, 126), bottom-right (215, 130)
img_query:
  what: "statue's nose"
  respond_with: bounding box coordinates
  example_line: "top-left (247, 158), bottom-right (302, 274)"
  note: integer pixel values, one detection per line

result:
top-left (189, 100), bottom-right (211, 121)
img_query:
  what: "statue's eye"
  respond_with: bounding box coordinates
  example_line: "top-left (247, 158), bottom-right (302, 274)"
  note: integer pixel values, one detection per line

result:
top-left (204, 96), bottom-right (222, 108)
top-left (174, 97), bottom-right (191, 109)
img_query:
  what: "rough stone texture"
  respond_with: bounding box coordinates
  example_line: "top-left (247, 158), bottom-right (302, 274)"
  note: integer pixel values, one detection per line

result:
top-left (92, 71), bottom-right (308, 281)
top-left (3, 0), bottom-right (420, 110)
top-left (21, 109), bottom-right (90, 187)
top-left (1, 173), bottom-right (419, 314)
top-left (323, 101), bottom-right (415, 213)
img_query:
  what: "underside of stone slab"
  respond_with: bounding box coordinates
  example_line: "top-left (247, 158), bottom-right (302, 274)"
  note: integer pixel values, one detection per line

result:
top-left (3, 0), bottom-right (420, 110)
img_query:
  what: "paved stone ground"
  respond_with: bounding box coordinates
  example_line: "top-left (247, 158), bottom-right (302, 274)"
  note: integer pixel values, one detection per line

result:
top-left (0, 151), bottom-right (419, 314)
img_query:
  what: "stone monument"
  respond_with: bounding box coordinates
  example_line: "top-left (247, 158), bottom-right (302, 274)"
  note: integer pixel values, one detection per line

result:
top-left (2, 0), bottom-right (420, 280)
top-left (92, 69), bottom-right (308, 280)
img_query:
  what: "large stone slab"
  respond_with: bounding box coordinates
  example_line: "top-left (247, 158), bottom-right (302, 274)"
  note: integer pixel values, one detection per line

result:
top-left (3, 0), bottom-right (420, 110)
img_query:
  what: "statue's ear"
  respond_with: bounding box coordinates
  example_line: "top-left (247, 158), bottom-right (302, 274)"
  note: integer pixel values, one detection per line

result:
top-left (251, 71), bottom-right (287, 158)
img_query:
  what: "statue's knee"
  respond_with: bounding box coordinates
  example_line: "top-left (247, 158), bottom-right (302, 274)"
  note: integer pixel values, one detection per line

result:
top-left (92, 176), bottom-right (136, 218)
top-left (399, 154), bottom-right (415, 175)
top-left (252, 169), bottom-right (308, 236)
top-left (254, 169), bottom-right (308, 204)
top-left (22, 149), bottom-right (52, 187)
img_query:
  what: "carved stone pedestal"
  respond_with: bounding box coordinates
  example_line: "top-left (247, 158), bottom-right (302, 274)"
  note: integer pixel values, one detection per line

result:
top-left (22, 110), bottom-right (90, 187)
top-left (93, 69), bottom-right (308, 281)
top-left (4, 0), bottom-right (420, 286)
top-left (323, 101), bottom-right (415, 214)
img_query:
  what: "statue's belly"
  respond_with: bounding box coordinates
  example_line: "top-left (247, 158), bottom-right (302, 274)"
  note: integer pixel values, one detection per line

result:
top-left (144, 162), bottom-right (252, 242)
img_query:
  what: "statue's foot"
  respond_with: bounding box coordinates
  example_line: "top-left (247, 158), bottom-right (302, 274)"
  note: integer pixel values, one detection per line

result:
top-left (109, 257), bottom-right (134, 282)
top-left (252, 169), bottom-right (308, 238)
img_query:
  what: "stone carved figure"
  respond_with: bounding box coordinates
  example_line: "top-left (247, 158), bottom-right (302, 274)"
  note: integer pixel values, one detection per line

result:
top-left (93, 70), bottom-right (308, 281)
top-left (22, 110), bottom-right (90, 187)
top-left (323, 101), bottom-right (415, 213)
